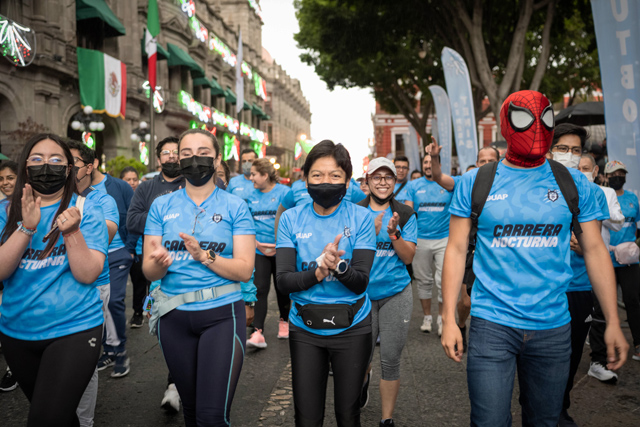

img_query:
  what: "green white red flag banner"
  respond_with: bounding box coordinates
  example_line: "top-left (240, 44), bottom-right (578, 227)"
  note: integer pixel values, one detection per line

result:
top-left (77, 47), bottom-right (127, 118)
top-left (146, 0), bottom-right (160, 90)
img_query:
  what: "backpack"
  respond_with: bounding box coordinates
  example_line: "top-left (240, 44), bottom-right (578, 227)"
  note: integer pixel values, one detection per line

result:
top-left (357, 196), bottom-right (417, 233)
top-left (465, 160), bottom-right (581, 294)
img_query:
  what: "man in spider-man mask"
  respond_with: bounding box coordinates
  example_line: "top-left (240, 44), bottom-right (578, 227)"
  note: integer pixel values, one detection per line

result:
top-left (439, 90), bottom-right (628, 426)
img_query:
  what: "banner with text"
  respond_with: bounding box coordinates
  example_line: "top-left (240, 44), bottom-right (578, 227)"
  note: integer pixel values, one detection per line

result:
top-left (591, 0), bottom-right (640, 195)
top-left (428, 85), bottom-right (452, 175)
top-left (442, 47), bottom-right (478, 172)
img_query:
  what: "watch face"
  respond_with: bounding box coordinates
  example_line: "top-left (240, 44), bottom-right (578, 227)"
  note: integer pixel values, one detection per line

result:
top-left (208, 250), bottom-right (216, 260)
top-left (336, 260), bottom-right (348, 274)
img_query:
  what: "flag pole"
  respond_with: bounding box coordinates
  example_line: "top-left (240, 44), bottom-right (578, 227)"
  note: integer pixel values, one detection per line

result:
top-left (149, 91), bottom-right (155, 173)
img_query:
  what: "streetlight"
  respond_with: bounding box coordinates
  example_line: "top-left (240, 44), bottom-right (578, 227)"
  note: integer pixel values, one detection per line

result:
top-left (70, 105), bottom-right (105, 149)
top-left (131, 122), bottom-right (151, 166)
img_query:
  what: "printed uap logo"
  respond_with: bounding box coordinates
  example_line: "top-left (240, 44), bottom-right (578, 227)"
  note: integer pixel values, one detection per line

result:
top-left (212, 213), bottom-right (223, 223)
top-left (108, 72), bottom-right (120, 97)
top-left (547, 189), bottom-right (559, 202)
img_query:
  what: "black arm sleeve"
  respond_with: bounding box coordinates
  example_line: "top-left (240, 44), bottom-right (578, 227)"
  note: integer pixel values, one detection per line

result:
top-left (276, 247), bottom-right (320, 295)
top-left (275, 248), bottom-right (375, 296)
top-left (334, 249), bottom-right (375, 295)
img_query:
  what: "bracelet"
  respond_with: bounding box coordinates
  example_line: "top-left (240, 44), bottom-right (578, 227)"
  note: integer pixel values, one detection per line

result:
top-left (17, 221), bottom-right (37, 236)
top-left (62, 229), bottom-right (81, 238)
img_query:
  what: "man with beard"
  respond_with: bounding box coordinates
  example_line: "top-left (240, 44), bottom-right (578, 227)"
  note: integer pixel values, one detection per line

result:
top-left (397, 151), bottom-right (460, 335)
top-left (126, 136), bottom-right (184, 412)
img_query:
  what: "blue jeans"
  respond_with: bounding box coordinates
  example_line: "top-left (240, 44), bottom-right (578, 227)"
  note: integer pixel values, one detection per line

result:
top-left (103, 248), bottom-right (133, 354)
top-left (467, 317), bottom-right (571, 427)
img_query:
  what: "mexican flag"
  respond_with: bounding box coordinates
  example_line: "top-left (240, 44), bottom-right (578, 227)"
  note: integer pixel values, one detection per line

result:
top-left (145, 0), bottom-right (160, 91)
top-left (77, 47), bottom-right (127, 118)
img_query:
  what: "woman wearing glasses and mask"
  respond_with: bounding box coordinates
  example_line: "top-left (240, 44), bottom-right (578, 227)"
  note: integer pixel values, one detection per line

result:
top-left (143, 129), bottom-right (255, 426)
top-left (276, 140), bottom-right (376, 426)
top-left (0, 134), bottom-right (108, 425)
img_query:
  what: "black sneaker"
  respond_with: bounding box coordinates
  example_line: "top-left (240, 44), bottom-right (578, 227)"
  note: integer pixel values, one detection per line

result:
top-left (0, 369), bottom-right (17, 392)
top-left (111, 352), bottom-right (130, 378)
top-left (360, 371), bottom-right (371, 409)
top-left (558, 409), bottom-right (578, 427)
top-left (97, 352), bottom-right (116, 371)
top-left (130, 312), bottom-right (144, 328)
top-left (380, 419), bottom-right (395, 427)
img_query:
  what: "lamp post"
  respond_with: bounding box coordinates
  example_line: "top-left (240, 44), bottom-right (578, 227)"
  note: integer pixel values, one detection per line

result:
top-left (70, 106), bottom-right (105, 149)
top-left (130, 121), bottom-right (151, 168)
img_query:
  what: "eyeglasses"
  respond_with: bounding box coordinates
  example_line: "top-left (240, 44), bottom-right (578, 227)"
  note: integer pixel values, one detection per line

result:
top-left (395, 166), bottom-right (409, 170)
top-left (160, 150), bottom-right (179, 156)
top-left (553, 145), bottom-right (583, 156)
top-left (73, 156), bottom-right (88, 166)
top-left (370, 175), bottom-right (396, 184)
top-left (192, 206), bottom-right (206, 235)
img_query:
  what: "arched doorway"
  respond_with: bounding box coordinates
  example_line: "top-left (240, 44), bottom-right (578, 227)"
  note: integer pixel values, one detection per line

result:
top-left (0, 93), bottom-right (20, 159)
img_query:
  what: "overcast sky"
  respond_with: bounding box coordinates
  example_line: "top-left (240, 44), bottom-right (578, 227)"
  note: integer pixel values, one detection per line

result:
top-left (260, 0), bottom-right (375, 177)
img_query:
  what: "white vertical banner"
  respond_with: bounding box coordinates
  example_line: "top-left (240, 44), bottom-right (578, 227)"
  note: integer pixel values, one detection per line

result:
top-left (428, 85), bottom-right (452, 175)
top-left (235, 30), bottom-right (244, 115)
top-left (406, 126), bottom-right (422, 174)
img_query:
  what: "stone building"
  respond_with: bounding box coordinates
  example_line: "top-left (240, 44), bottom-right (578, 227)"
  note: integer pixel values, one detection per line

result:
top-left (0, 0), bottom-right (310, 172)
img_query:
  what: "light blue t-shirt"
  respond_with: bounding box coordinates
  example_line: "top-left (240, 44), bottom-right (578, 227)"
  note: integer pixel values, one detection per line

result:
top-left (276, 201), bottom-right (376, 336)
top-left (92, 177), bottom-right (125, 252)
top-left (248, 183), bottom-right (293, 252)
top-left (609, 190), bottom-right (640, 267)
top-left (346, 178), bottom-right (367, 203)
top-left (398, 176), bottom-right (461, 239)
top-left (366, 206), bottom-right (417, 300)
top-left (0, 195), bottom-right (108, 340)
top-left (394, 182), bottom-right (409, 202)
top-left (449, 161), bottom-right (601, 330)
top-left (568, 183), bottom-right (609, 292)
top-left (145, 187), bottom-right (256, 311)
top-left (226, 174), bottom-right (254, 203)
top-left (287, 179), bottom-right (312, 207)
top-left (85, 189), bottom-right (119, 287)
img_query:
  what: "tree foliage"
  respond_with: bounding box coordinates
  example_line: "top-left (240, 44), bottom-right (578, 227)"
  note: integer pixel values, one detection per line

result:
top-left (106, 155), bottom-right (147, 178)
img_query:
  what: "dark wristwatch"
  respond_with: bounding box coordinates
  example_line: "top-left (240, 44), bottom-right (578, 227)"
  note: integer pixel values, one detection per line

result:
top-left (332, 259), bottom-right (348, 275)
top-left (245, 301), bottom-right (255, 307)
top-left (389, 230), bottom-right (401, 241)
top-left (202, 249), bottom-right (216, 266)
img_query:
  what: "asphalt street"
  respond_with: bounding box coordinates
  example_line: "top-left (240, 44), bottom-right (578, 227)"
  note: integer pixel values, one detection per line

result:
top-left (1, 281), bottom-right (639, 426)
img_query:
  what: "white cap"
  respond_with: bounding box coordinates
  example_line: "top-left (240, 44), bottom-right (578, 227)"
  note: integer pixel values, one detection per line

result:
top-left (367, 157), bottom-right (397, 177)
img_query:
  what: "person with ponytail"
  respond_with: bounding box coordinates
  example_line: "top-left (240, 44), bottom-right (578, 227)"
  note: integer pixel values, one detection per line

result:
top-left (143, 129), bottom-right (255, 426)
top-left (0, 133), bottom-right (108, 425)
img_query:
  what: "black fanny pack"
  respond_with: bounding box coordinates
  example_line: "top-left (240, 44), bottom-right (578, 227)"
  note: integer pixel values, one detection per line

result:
top-left (295, 296), bottom-right (366, 330)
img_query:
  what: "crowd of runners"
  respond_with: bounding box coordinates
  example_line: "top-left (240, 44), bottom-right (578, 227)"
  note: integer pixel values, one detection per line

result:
top-left (0, 90), bottom-right (638, 427)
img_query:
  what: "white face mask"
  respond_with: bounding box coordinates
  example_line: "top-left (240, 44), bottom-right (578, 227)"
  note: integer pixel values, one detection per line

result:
top-left (552, 152), bottom-right (581, 169)
top-left (582, 170), bottom-right (595, 182)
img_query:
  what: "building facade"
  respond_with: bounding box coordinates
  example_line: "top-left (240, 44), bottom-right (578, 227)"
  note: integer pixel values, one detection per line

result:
top-left (0, 0), bottom-right (310, 173)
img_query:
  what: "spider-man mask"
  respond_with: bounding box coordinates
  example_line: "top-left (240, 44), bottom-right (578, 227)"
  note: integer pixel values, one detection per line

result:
top-left (500, 90), bottom-right (554, 167)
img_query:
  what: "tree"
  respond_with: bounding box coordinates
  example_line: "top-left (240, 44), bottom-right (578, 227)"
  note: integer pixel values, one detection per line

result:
top-left (105, 156), bottom-right (147, 178)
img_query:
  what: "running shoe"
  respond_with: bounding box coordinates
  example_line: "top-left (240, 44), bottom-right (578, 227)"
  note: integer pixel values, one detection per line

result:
top-left (557, 409), bottom-right (578, 427)
top-left (587, 362), bottom-right (618, 383)
top-left (97, 352), bottom-right (116, 371)
top-left (633, 345), bottom-right (640, 361)
top-left (437, 316), bottom-right (443, 337)
top-left (0, 368), bottom-right (17, 392)
top-left (111, 352), bottom-right (130, 378)
top-left (161, 383), bottom-right (181, 413)
top-left (360, 371), bottom-right (371, 409)
top-left (419, 316), bottom-right (432, 333)
top-left (247, 329), bottom-right (267, 349)
top-left (277, 319), bottom-right (289, 339)
top-left (380, 419), bottom-right (395, 427)
top-left (130, 312), bottom-right (144, 328)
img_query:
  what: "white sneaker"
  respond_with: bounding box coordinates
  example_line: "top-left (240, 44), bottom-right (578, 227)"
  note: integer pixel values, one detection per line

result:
top-left (161, 383), bottom-right (181, 412)
top-left (588, 362), bottom-right (618, 383)
top-left (437, 316), bottom-right (443, 337)
top-left (420, 316), bottom-right (432, 332)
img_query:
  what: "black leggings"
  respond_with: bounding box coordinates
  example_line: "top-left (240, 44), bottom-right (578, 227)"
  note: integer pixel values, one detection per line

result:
top-left (158, 300), bottom-right (246, 427)
top-left (0, 325), bottom-right (103, 427)
top-left (563, 290), bottom-right (593, 411)
top-left (254, 254), bottom-right (290, 331)
top-left (130, 257), bottom-right (150, 314)
top-left (289, 328), bottom-right (372, 427)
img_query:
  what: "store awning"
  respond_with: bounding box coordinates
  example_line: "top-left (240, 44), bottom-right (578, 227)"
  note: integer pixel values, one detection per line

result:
top-left (140, 38), bottom-right (170, 61)
top-left (224, 87), bottom-right (237, 104)
top-left (262, 114), bottom-right (271, 120)
top-left (76, 0), bottom-right (126, 37)
top-left (210, 77), bottom-right (225, 97)
top-left (193, 77), bottom-right (213, 88)
top-left (167, 43), bottom-right (204, 77)
top-left (252, 103), bottom-right (265, 117)
top-left (243, 100), bottom-right (251, 111)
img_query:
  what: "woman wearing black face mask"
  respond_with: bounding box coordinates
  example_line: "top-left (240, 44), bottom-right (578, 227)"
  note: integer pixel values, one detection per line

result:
top-left (275, 140), bottom-right (376, 426)
top-left (590, 161), bottom-right (640, 365)
top-left (0, 134), bottom-right (108, 425)
top-left (143, 128), bottom-right (256, 426)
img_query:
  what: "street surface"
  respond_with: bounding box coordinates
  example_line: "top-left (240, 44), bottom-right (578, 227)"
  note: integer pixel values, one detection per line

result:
top-left (1, 282), bottom-right (639, 426)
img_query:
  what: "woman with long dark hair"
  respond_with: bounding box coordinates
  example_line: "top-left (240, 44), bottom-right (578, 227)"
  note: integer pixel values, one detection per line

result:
top-left (276, 140), bottom-right (376, 426)
top-left (0, 134), bottom-right (108, 426)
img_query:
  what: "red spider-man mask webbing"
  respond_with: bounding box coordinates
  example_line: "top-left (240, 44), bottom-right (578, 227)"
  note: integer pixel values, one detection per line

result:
top-left (500, 90), bottom-right (555, 167)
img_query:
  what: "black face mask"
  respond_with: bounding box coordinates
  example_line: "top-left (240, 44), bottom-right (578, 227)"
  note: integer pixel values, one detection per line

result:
top-left (609, 176), bottom-right (626, 191)
top-left (162, 162), bottom-right (181, 178)
top-left (179, 156), bottom-right (215, 187)
top-left (307, 183), bottom-right (347, 209)
top-left (370, 190), bottom-right (393, 206)
top-left (28, 164), bottom-right (68, 195)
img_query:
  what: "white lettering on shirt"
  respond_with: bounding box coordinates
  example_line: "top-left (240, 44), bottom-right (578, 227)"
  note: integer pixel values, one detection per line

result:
top-left (490, 236), bottom-right (559, 248)
top-left (296, 232), bottom-right (313, 239)
top-left (487, 194), bottom-right (508, 201)
top-left (163, 213), bottom-right (180, 221)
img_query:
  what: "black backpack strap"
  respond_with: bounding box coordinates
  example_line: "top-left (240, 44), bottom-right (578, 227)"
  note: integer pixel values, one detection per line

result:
top-left (390, 198), bottom-right (416, 231)
top-left (548, 159), bottom-right (582, 236)
top-left (469, 161), bottom-right (499, 245)
top-left (394, 181), bottom-right (407, 197)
